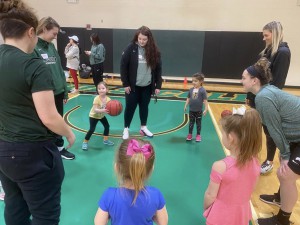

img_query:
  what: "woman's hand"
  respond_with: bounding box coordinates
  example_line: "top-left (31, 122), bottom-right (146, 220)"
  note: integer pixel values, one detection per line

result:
top-left (125, 86), bottom-right (131, 94)
top-left (155, 89), bottom-right (160, 95)
top-left (85, 50), bottom-right (91, 56)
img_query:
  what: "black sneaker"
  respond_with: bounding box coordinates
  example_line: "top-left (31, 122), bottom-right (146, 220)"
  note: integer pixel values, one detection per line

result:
top-left (257, 215), bottom-right (291, 225)
top-left (259, 194), bottom-right (281, 207)
top-left (60, 149), bottom-right (75, 160)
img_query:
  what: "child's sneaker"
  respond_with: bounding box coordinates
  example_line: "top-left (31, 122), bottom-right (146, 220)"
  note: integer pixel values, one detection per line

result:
top-left (186, 134), bottom-right (192, 141)
top-left (103, 140), bottom-right (114, 146)
top-left (122, 128), bottom-right (129, 140)
top-left (140, 126), bottom-right (153, 138)
top-left (82, 142), bottom-right (88, 151)
top-left (196, 135), bottom-right (202, 142)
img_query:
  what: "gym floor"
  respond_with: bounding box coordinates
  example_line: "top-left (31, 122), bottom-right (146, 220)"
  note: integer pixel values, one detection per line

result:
top-left (0, 76), bottom-right (299, 224)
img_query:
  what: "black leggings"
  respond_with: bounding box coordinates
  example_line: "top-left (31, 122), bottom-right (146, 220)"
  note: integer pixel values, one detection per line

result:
top-left (91, 63), bottom-right (103, 92)
top-left (263, 125), bottom-right (277, 162)
top-left (124, 85), bottom-right (152, 128)
top-left (188, 111), bottom-right (203, 135)
top-left (85, 117), bottom-right (109, 140)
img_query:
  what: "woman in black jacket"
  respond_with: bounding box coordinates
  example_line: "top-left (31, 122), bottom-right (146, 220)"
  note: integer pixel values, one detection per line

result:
top-left (121, 26), bottom-right (162, 139)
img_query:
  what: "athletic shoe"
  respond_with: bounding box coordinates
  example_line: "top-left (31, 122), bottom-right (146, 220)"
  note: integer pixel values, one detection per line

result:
top-left (140, 126), bottom-right (153, 138)
top-left (259, 194), bottom-right (281, 207)
top-left (103, 140), bottom-right (114, 146)
top-left (82, 142), bottom-right (88, 151)
top-left (123, 128), bottom-right (129, 140)
top-left (60, 149), bottom-right (75, 160)
top-left (261, 160), bottom-right (273, 174)
top-left (196, 135), bottom-right (202, 142)
top-left (0, 193), bottom-right (4, 201)
top-left (70, 89), bottom-right (79, 94)
top-left (186, 134), bottom-right (192, 141)
top-left (257, 215), bottom-right (285, 225)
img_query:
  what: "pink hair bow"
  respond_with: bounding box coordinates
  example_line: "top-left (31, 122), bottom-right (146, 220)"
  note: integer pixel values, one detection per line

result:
top-left (126, 139), bottom-right (153, 160)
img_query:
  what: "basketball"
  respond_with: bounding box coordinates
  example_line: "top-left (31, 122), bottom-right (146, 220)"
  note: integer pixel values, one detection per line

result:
top-left (221, 109), bottom-right (232, 118)
top-left (106, 100), bottom-right (123, 116)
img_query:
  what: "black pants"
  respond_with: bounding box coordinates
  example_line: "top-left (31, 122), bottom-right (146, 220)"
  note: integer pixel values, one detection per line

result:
top-left (188, 111), bottom-right (203, 135)
top-left (124, 85), bottom-right (152, 128)
top-left (85, 117), bottom-right (110, 140)
top-left (91, 63), bottom-right (104, 92)
top-left (54, 93), bottom-right (65, 148)
top-left (0, 140), bottom-right (64, 225)
top-left (263, 125), bottom-right (277, 161)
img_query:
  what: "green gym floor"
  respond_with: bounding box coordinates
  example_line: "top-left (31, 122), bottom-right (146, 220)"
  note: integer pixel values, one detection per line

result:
top-left (0, 86), bottom-right (247, 225)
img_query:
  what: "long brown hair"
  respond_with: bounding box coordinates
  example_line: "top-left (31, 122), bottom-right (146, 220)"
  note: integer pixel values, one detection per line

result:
top-left (115, 138), bottom-right (155, 204)
top-left (132, 26), bottom-right (160, 70)
top-left (0, 0), bottom-right (38, 39)
top-left (220, 108), bottom-right (262, 167)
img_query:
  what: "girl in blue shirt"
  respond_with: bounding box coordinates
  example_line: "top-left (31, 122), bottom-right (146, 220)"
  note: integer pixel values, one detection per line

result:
top-left (94, 138), bottom-right (168, 225)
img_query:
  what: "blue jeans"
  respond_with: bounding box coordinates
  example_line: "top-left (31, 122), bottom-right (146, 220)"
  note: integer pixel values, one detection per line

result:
top-left (0, 140), bottom-right (64, 225)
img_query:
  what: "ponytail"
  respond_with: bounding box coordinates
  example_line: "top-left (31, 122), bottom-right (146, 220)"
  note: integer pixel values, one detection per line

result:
top-left (129, 153), bottom-right (147, 204)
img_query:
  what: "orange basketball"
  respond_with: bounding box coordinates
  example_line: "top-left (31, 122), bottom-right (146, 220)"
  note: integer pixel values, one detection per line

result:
top-left (106, 100), bottom-right (123, 116)
top-left (221, 109), bottom-right (232, 118)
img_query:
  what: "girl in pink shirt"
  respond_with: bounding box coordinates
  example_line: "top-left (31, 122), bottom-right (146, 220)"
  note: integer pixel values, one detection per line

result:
top-left (203, 107), bottom-right (262, 225)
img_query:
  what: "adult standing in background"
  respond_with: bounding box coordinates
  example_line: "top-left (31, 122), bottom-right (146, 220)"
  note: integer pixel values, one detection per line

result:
top-left (85, 33), bottom-right (105, 92)
top-left (121, 26), bottom-right (162, 140)
top-left (65, 35), bottom-right (80, 94)
top-left (33, 17), bottom-right (76, 160)
top-left (242, 57), bottom-right (299, 225)
top-left (0, 1), bottom-right (75, 224)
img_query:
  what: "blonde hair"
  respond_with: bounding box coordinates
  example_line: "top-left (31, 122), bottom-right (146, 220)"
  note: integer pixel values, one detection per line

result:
top-left (36, 16), bottom-right (60, 35)
top-left (260, 21), bottom-right (284, 57)
top-left (115, 138), bottom-right (155, 204)
top-left (220, 108), bottom-right (262, 167)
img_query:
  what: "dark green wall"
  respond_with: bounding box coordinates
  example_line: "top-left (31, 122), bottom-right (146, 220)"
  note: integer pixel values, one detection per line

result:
top-left (57, 28), bottom-right (263, 79)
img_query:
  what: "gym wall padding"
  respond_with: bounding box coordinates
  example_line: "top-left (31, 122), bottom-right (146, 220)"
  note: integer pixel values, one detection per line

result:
top-left (202, 31), bottom-right (264, 79)
top-left (57, 28), bottom-right (263, 79)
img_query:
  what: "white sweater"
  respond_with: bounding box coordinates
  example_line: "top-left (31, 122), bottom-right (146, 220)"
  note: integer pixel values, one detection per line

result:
top-left (64, 44), bottom-right (80, 70)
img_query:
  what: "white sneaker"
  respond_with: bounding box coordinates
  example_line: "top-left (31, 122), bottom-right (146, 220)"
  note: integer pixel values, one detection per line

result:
top-left (122, 128), bottom-right (129, 140)
top-left (140, 126), bottom-right (153, 138)
top-left (70, 89), bottom-right (79, 94)
top-left (260, 160), bottom-right (273, 174)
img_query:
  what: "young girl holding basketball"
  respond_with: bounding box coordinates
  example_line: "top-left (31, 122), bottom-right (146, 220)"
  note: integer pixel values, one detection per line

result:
top-left (94, 138), bottom-right (168, 225)
top-left (184, 73), bottom-right (208, 142)
top-left (203, 107), bottom-right (262, 225)
top-left (82, 82), bottom-right (114, 150)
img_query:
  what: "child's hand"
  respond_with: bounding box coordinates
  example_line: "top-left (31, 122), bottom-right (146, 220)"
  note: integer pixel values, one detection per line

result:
top-left (102, 108), bottom-right (109, 114)
top-left (203, 110), bottom-right (207, 116)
